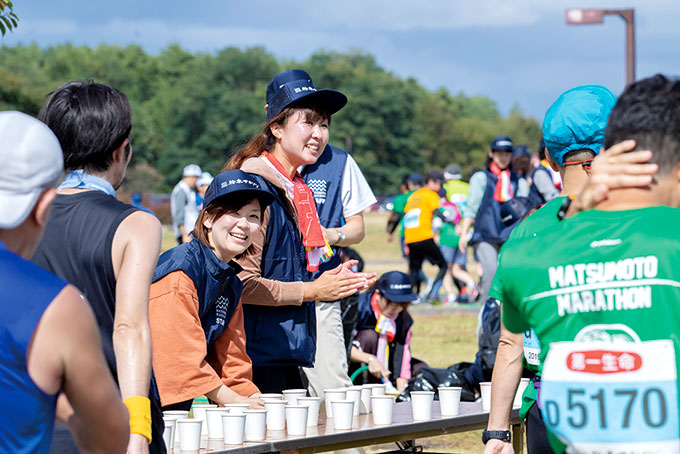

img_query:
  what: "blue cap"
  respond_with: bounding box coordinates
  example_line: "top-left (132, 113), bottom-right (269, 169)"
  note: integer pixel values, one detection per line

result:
top-left (405, 173), bottom-right (424, 186)
top-left (265, 69), bottom-right (347, 122)
top-left (542, 85), bottom-right (617, 166)
top-left (491, 135), bottom-right (513, 151)
top-left (513, 144), bottom-right (531, 158)
top-left (376, 271), bottom-right (417, 303)
top-left (202, 170), bottom-right (275, 209)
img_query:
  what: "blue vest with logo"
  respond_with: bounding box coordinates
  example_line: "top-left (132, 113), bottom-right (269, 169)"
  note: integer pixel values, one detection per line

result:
top-left (242, 179), bottom-right (317, 367)
top-left (301, 144), bottom-right (347, 274)
top-left (0, 242), bottom-right (66, 454)
top-left (153, 239), bottom-right (243, 352)
top-left (471, 169), bottom-right (524, 244)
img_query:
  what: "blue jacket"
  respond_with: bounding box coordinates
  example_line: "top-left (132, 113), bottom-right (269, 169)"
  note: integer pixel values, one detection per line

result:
top-left (242, 178), bottom-right (317, 367)
top-left (301, 144), bottom-right (348, 273)
top-left (356, 289), bottom-right (413, 380)
top-left (471, 169), bottom-right (532, 244)
top-left (153, 239), bottom-right (243, 352)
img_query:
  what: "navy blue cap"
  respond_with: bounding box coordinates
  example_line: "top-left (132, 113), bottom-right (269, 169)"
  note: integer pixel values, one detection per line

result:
top-left (513, 144), bottom-right (531, 158)
top-left (490, 135), bottom-right (513, 151)
top-left (203, 170), bottom-right (275, 209)
top-left (405, 173), bottom-right (424, 186)
top-left (265, 69), bottom-right (347, 122)
top-left (376, 271), bottom-right (417, 303)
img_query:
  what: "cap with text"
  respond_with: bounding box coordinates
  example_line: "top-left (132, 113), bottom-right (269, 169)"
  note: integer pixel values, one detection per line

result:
top-left (202, 170), bottom-right (275, 210)
top-left (376, 271), bottom-right (418, 303)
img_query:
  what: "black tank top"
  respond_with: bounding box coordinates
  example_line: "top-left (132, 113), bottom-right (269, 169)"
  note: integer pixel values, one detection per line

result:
top-left (33, 191), bottom-right (168, 454)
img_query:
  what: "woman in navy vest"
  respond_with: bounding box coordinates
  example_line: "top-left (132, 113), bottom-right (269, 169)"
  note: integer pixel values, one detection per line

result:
top-left (149, 170), bottom-right (274, 411)
top-left (350, 271), bottom-right (426, 392)
top-left (458, 136), bottom-right (531, 304)
top-left (225, 72), bottom-right (376, 392)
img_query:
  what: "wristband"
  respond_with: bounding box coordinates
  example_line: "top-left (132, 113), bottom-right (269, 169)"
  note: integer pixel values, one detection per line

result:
top-left (123, 396), bottom-right (152, 443)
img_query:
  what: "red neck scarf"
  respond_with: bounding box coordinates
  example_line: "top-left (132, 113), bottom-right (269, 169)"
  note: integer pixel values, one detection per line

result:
top-left (490, 161), bottom-right (513, 202)
top-left (261, 152), bottom-right (328, 271)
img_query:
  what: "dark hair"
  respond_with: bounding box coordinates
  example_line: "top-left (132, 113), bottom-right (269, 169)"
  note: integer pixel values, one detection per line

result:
top-left (605, 74), bottom-right (680, 175)
top-left (39, 81), bottom-right (132, 173)
top-left (192, 192), bottom-right (265, 260)
top-left (225, 101), bottom-right (331, 171)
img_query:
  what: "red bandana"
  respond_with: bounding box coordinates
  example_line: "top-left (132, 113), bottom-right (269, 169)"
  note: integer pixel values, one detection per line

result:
top-left (490, 161), bottom-right (513, 202)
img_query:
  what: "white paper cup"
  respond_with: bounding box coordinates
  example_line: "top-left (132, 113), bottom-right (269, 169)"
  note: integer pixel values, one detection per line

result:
top-left (480, 381), bottom-right (492, 412)
top-left (297, 396), bottom-right (321, 426)
top-left (282, 389), bottom-right (307, 405)
top-left (224, 403), bottom-right (250, 414)
top-left (285, 405), bottom-right (309, 436)
top-left (331, 399), bottom-right (354, 430)
top-left (264, 399), bottom-right (288, 431)
top-left (191, 403), bottom-right (216, 437)
top-left (162, 416), bottom-right (176, 450)
top-left (177, 418), bottom-right (202, 451)
top-left (162, 411), bottom-right (189, 444)
top-left (370, 384), bottom-right (386, 396)
top-left (360, 385), bottom-right (372, 414)
top-left (345, 387), bottom-right (362, 416)
top-left (514, 378), bottom-right (530, 408)
top-left (243, 409), bottom-right (267, 442)
top-left (438, 387), bottom-right (462, 416)
top-left (259, 393), bottom-right (284, 401)
top-left (371, 395), bottom-right (394, 425)
top-left (222, 413), bottom-right (246, 445)
top-left (323, 389), bottom-right (346, 418)
top-left (410, 391), bottom-right (434, 421)
top-left (205, 408), bottom-right (229, 439)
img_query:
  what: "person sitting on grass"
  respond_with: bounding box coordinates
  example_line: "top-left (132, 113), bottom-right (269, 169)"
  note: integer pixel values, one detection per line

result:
top-left (350, 271), bottom-right (427, 392)
top-left (149, 170), bottom-right (274, 411)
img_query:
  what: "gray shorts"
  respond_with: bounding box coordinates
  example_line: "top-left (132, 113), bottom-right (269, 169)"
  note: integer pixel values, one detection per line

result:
top-left (440, 245), bottom-right (467, 266)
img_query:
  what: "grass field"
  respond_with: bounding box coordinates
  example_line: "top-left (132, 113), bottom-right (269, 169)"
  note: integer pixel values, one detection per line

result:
top-left (161, 211), bottom-right (494, 453)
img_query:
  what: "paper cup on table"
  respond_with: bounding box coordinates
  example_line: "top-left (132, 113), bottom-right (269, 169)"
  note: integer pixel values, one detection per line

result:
top-left (282, 389), bottom-right (307, 405)
top-left (480, 381), bottom-right (492, 412)
top-left (345, 386), bottom-right (362, 416)
top-left (371, 395), bottom-right (394, 425)
top-left (205, 408), bottom-right (229, 439)
top-left (222, 413), bottom-right (246, 445)
top-left (514, 378), bottom-right (530, 408)
top-left (224, 403), bottom-right (250, 414)
top-left (259, 393), bottom-right (284, 401)
top-left (410, 391), bottom-right (434, 421)
top-left (360, 385), bottom-right (372, 414)
top-left (323, 388), bottom-right (346, 418)
top-left (264, 399), bottom-right (288, 431)
top-left (163, 411), bottom-right (189, 444)
top-left (243, 409), bottom-right (267, 442)
top-left (285, 405), bottom-right (309, 436)
top-left (331, 399), bottom-right (354, 430)
top-left (177, 419), bottom-right (202, 451)
top-left (162, 416), bottom-right (176, 450)
top-left (191, 403), bottom-right (216, 437)
top-left (438, 387), bottom-right (462, 416)
top-left (370, 384), bottom-right (386, 396)
top-left (297, 397), bottom-right (321, 426)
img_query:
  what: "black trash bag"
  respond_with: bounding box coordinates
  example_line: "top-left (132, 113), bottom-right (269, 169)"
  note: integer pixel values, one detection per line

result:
top-left (478, 298), bottom-right (501, 372)
top-left (396, 362), bottom-right (476, 403)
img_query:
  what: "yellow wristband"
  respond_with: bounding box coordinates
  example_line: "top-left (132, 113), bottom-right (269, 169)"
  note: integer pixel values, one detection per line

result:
top-left (123, 396), bottom-right (152, 443)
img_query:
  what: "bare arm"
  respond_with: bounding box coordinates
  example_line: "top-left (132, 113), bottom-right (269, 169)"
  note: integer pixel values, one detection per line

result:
top-left (323, 213), bottom-right (365, 247)
top-left (111, 210), bottom-right (161, 451)
top-left (484, 311), bottom-right (524, 454)
top-left (30, 286), bottom-right (129, 453)
top-left (458, 217), bottom-right (474, 252)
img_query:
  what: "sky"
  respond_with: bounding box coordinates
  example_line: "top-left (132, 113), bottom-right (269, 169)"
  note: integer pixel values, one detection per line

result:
top-left (4, 0), bottom-right (680, 121)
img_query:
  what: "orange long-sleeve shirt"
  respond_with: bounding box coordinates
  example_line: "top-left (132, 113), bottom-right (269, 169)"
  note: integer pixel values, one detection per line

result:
top-left (149, 270), bottom-right (259, 406)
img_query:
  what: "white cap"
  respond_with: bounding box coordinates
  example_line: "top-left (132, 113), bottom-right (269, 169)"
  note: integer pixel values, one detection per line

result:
top-left (183, 164), bottom-right (202, 177)
top-left (197, 172), bottom-right (213, 188)
top-left (0, 111), bottom-right (64, 229)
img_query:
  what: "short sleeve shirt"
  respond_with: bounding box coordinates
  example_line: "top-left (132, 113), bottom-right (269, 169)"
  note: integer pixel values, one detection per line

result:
top-left (403, 188), bottom-right (441, 244)
top-left (498, 206), bottom-right (680, 452)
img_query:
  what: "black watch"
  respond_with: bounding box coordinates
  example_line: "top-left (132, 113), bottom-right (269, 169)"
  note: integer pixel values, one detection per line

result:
top-left (481, 429), bottom-right (511, 444)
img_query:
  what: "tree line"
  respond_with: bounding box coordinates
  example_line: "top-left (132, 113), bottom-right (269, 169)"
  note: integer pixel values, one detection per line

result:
top-left (0, 43), bottom-right (541, 194)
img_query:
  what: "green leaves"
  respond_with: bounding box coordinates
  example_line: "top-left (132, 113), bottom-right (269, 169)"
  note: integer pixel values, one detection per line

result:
top-left (0, 0), bottom-right (19, 36)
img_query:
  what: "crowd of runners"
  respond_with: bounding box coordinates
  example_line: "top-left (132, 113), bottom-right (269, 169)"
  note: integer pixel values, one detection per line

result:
top-left (1, 69), bottom-right (678, 454)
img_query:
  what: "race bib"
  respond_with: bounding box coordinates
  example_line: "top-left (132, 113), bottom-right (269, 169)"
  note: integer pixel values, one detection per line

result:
top-left (403, 208), bottom-right (421, 230)
top-left (541, 336), bottom-right (679, 454)
top-left (523, 329), bottom-right (541, 367)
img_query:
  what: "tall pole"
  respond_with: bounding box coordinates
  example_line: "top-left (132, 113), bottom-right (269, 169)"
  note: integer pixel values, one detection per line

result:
top-left (606, 9), bottom-right (636, 86)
